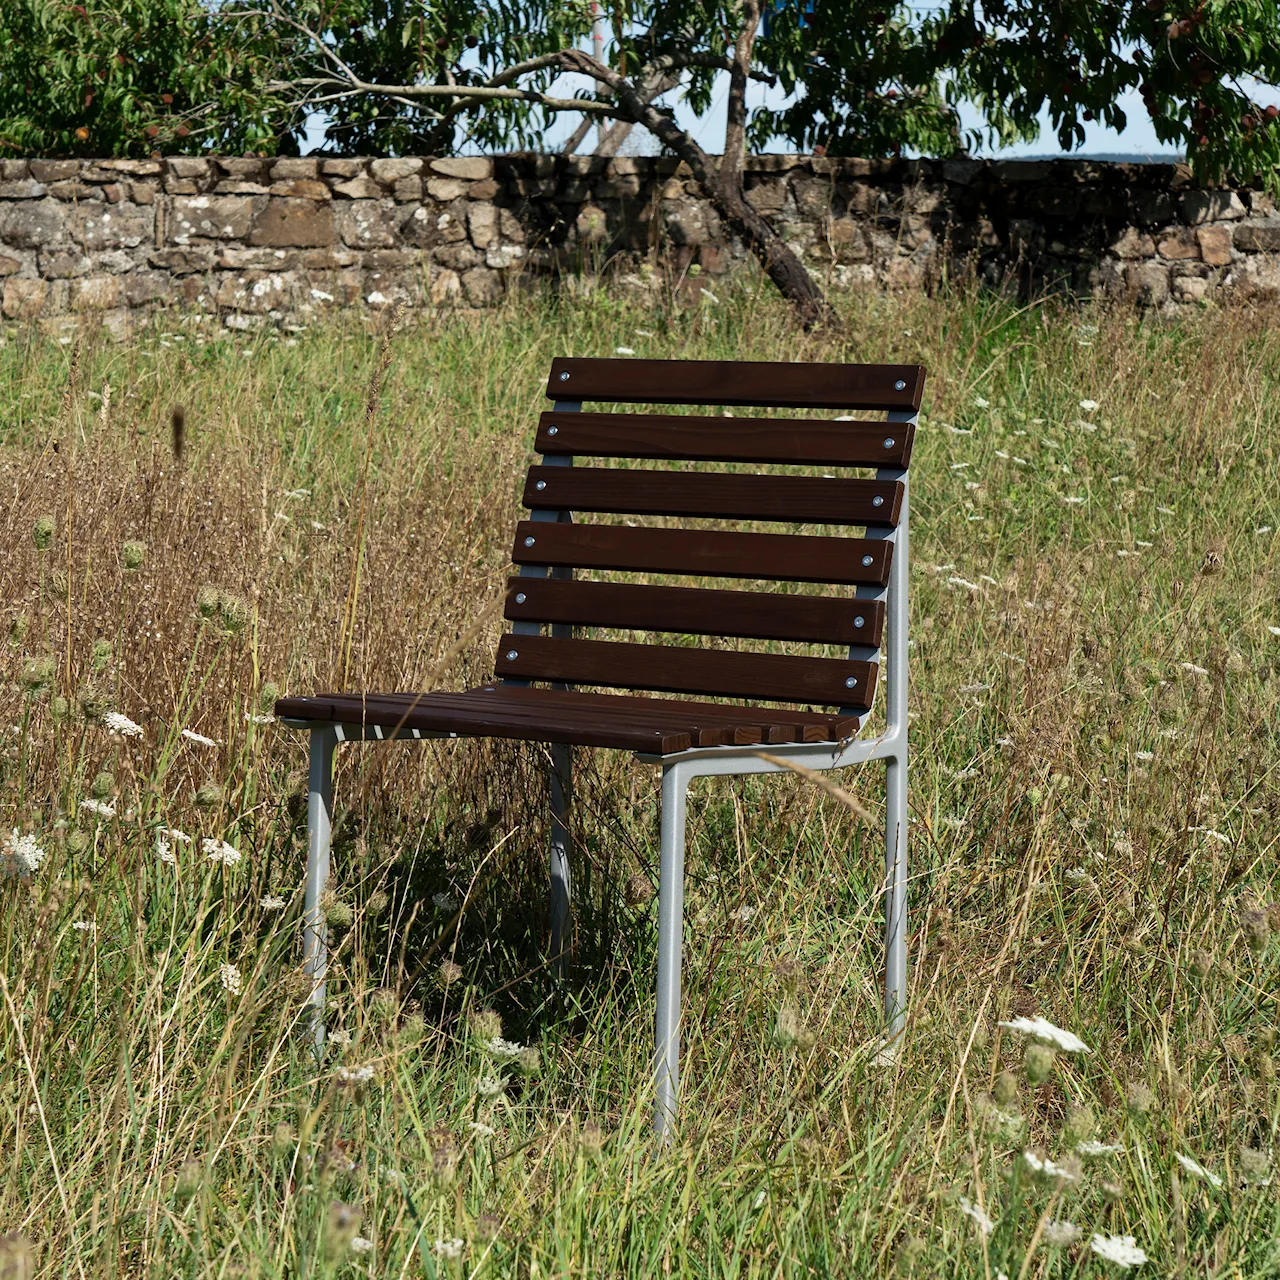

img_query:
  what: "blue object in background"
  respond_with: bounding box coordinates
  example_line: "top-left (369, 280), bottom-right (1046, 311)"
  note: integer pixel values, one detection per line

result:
top-left (761, 0), bottom-right (815, 38)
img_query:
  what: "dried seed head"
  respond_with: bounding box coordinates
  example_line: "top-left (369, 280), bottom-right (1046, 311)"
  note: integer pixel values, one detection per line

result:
top-left (970, 1023), bottom-right (990, 1052)
top-left (1257, 1053), bottom-right (1275, 1081)
top-left (1256, 1026), bottom-right (1277, 1052)
top-left (32, 515), bottom-right (55, 551)
top-left (1024, 1043), bottom-right (1056, 1084)
top-left (623, 871), bottom-right (654, 907)
top-left (774, 957), bottom-right (803, 997)
top-left (517, 1045), bottom-right (541, 1077)
top-left (774, 1003), bottom-right (815, 1051)
top-left (282, 966), bottom-right (315, 1005)
top-left (437, 959), bottom-right (463, 989)
top-left (473, 1213), bottom-right (502, 1243)
top-left (196, 584), bottom-right (221, 619)
top-left (90, 638), bottom-right (113, 672)
top-left (1062, 1102), bottom-right (1098, 1145)
top-left (1238, 905), bottom-right (1271, 952)
top-left (174, 1157), bottom-right (202, 1202)
top-left (0, 1232), bottom-right (35, 1279)
top-left (171, 404), bottom-right (186, 460)
top-left (1190, 948), bottom-right (1214, 978)
top-left (1239, 1146), bottom-right (1271, 1185)
top-left (258, 681), bottom-right (281, 713)
top-left (90, 771), bottom-right (114, 800)
top-left (219, 592), bottom-right (251, 634)
top-left (324, 1201), bottom-right (361, 1255)
top-left (1100, 1176), bottom-right (1124, 1203)
top-left (1125, 1082), bottom-right (1155, 1115)
top-left (77, 683), bottom-right (112, 723)
top-left (19, 655), bottom-right (56, 693)
top-left (469, 1008), bottom-right (502, 1040)
top-left (993, 1070), bottom-right (1019, 1107)
top-left (66, 829), bottom-right (89, 856)
top-left (120, 539), bottom-right (145, 571)
top-left (430, 1131), bottom-right (459, 1186)
top-left (578, 1120), bottom-right (605, 1162)
top-left (49, 696), bottom-right (69, 721)
top-left (271, 1121), bottom-right (295, 1159)
top-left (894, 1235), bottom-right (927, 1275)
top-left (397, 1013), bottom-right (426, 1046)
top-left (369, 988), bottom-right (398, 1022)
top-left (1224, 1034), bottom-right (1249, 1063)
top-left (366, 889), bottom-right (390, 917)
top-left (194, 781), bottom-right (223, 809)
top-left (323, 896), bottom-right (353, 930)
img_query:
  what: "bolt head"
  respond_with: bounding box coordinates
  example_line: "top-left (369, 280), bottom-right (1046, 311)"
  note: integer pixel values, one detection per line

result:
top-left (535, 479), bottom-right (546, 491)
top-left (872, 495), bottom-right (884, 508)
top-left (515, 592), bottom-right (526, 604)
top-left (845, 676), bottom-right (858, 688)
top-left (524, 536), bottom-right (535, 547)
top-left (505, 649), bottom-right (518, 661)
top-left (861, 554), bottom-right (874, 566)
top-left (854, 616), bottom-right (865, 628)
top-left (883, 437), bottom-right (895, 449)
top-left (547, 425), bottom-right (558, 436)
top-left (894, 379), bottom-right (906, 390)
top-left (558, 371), bottom-right (570, 381)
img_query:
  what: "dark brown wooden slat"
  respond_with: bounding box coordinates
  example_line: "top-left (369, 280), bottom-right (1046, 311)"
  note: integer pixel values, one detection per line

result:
top-left (466, 686), bottom-right (861, 742)
top-left (511, 521), bottom-right (893, 587)
top-left (523, 467), bottom-right (902, 527)
top-left (495, 634), bottom-right (877, 707)
top-left (305, 689), bottom-right (761, 748)
top-left (546, 358), bottom-right (925, 411)
top-left (536, 412), bottom-right (915, 468)
top-left (274, 692), bottom-right (691, 754)
top-left (504, 577), bottom-right (885, 646)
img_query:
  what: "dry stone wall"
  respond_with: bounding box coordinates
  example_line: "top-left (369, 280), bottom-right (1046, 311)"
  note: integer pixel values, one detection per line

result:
top-left (0, 152), bottom-right (1277, 330)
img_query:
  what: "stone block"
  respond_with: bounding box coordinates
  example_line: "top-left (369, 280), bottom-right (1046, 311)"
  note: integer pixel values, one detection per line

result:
top-left (149, 248), bottom-right (216, 274)
top-left (1127, 188), bottom-right (1175, 225)
top-left (992, 160), bottom-right (1052, 184)
top-left (393, 176), bottom-right (423, 202)
top-left (1157, 228), bottom-right (1200, 260)
top-left (166, 157), bottom-right (210, 179)
top-left (430, 268), bottom-right (461, 305)
top-left (332, 177), bottom-right (383, 199)
top-left (48, 182), bottom-right (102, 201)
top-left (942, 159), bottom-right (983, 186)
top-left (1128, 260), bottom-right (1170, 305)
top-left (596, 175), bottom-right (641, 199)
top-left (321, 159), bottom-right (366, 177)
top-left (102, 184), bottom-right (127, 204)
top-left (431, 157), bottom-right (493, 181)
top-left (574, 204), bottom-right (608, 243)
top-left (792, 176), bottom-right (834, 218)
top-left (0, 254), bottom-right (20, 276)
top-left (268, 179), bottom-right (331, 200)
top-left (426, 177), bottom-right (471, 201)
top-left (72, 276), bottom-right (122, 310)
top-left (1110, 227), bottom-right (1155, 259)
top-left (900, 213), bottom-right (934, 250)
top-left (433, 243), bottom-right (484, 271)
top-left (124, 272), bottom-right (172, 306)
top-left (1233, 220), bottom-right (1280, 252)
top-left (744, 180), bottom-right (786, 213)
top-left (164, 178), bottom-right (201, 196)
top-left (213, 270), bottom-right (295, 313)
top-left (827, 218), bottom-right (869, 263)
top-left (1172, 275), bottom-right (1209, 303)
top-left (371, 158), bottom-right (423, 183)
top-left (0, 161), bottom-right (29, 180)
top-left (467, 179), bottom-right (500, 200)
top-left (485, 243), bottom-right (525, 269)
top-left (336, 200), bottom-right (396, 248)
top-left (0, 180), bottom-right (47, 199)
top-left (214, 180), bottom-right (270, 195)
top-left (1196, 225), bottom-right (1232, 266)
top-left (1180, 190), bottom-right (1246, 224)
top-left (39, 250), bottom-right (91, 278)
top-left (218, 247), bottom-right (299, 269)
top-left (170, 196), bottom-right (253, 241)
top-left (73, 204), bottom-right (151, 251)
top-left (247, 198), bottom-right (333, 248)
top-left (300, 248), bottom-right (359, 269)
top-left (461, 265), bottom-right (502, 304)
top-left (29, 160), bottom-right (79, 183)
top-left (363, 249), bottom-right (421, 270)
top-left (215, 158), bottom-right (266, 178)
top-left (129, 182), bottom-right (158, 205)
top-left (3, 277), bottom-right (48, 318)
top-left (660, 199), bottom-right (719, 246)
top-left (270, 158), bottom-right (319, 180)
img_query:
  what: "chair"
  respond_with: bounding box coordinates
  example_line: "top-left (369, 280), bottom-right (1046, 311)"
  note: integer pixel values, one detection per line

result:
top-left (276, 356), bottom-right (923, 1137)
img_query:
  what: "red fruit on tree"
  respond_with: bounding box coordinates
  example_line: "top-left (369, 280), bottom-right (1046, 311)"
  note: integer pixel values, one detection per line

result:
top-left (871, 11), bottom-right (887, 23)
top-left (1198, 134), bottom-right (1209, 145)
top-left (435, 36), bottom-right (449, 50)
top-left (1083, 110), bottom-right (1094, 121)
top-left (176, 125), bottom-right (189, 138)
top-left (75, 126), bottom-right (89, 141)
top-left (146, 124), bottom-right (159, 137)
top-left (1243, 113), bottom-right (1257, 128)
top-left (465, 33), bottom-right (478, 47)
top-left (1266, 104), bottom-right (1280, 120)
top-left (161, 92), bottom-right (173, 105)
top-left (1167, 20), bottom-right (1180, 37)
top-left (1179, 18), bottom-right (1192, 33)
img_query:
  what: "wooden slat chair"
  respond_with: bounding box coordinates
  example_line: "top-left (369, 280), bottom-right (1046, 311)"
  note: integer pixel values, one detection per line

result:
top-left (276, 357), bottom-right (923, 1137)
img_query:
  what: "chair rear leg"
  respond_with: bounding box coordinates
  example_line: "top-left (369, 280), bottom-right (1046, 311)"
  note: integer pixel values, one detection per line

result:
top-left (304, 725), bottom-right (336, 1056)
top-left (654, 763), bottom-right (688, 1141)
top-left (883, 752), bottom-right (908, 1040)
top-left (549, 741), bottom-right (573, 974)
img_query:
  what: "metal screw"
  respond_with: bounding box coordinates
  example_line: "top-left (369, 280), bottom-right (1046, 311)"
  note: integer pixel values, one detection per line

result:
top-left (845, 676), bottom-right (858, 688)
top-left (524, 536), bottom-right (535, 547)
top-left (872, 495), bottom-right (884, 508)
top-left (883, 437), bottom-right (895, 449)
top-left (535, 479), bottom-right (546, 491)
top-left (854, 616), bottom-right (865, 628)
top-left (862, 554), bottom-right (874, 566)
top-left (505, 649), bottom-right (518, 661)
top-left (547, 425), bottom-right (558, 436)
top-left (894, 379), bottom-right (906, 390)
top-left (559, 371), bottom-right (570, 381)
top-left (515, 592), bottom-right (526, 604)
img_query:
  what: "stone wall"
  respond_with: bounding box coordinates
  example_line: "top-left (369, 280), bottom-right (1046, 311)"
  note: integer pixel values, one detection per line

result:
top-left (0, 153), bottom-right (1277, 330)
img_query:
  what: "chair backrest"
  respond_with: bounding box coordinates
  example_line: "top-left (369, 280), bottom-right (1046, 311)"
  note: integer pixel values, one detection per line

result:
top-left (496, 358), bottom-right (924, 717)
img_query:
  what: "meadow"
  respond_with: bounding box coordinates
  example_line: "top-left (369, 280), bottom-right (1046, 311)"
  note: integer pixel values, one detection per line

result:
top-left (1, 272), bottom-right (1279, 1278)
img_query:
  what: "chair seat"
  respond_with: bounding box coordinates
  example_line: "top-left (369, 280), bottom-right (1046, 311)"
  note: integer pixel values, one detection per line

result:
top-left (274, 686), bottom-right (861, 756)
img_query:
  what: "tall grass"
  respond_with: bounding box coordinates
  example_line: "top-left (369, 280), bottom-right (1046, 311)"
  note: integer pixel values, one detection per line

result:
top-left (2, 275), bottom-right (1279, 1278)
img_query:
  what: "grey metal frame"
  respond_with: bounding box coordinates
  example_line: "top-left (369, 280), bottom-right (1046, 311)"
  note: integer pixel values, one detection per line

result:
top-left (286, 401), bottom-right (915, 1141)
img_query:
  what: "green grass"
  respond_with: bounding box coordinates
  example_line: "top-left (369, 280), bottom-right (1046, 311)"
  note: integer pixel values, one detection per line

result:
top-left (2, 275), bottom-right (1280, 1278)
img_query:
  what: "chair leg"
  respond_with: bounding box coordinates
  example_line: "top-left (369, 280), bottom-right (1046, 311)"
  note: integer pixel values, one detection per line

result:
top-left (304, 725), bottom-right (336, 1056)
top-left (549, 741), bottom-right (573, 973)
top-left (883, 752), bottom-right (908, 1039)
top-left (653, 763), bottom-right (688, 1140)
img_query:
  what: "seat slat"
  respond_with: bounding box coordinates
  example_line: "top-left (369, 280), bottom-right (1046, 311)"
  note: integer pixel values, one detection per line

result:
top-left (495, 634), bottom-right (876, 707)
top-left (546, 358), bottom-right (924, 411)
top-left (536, 412), bottom-right (915, 468)
top-left (512, 521), bottom-right (893, 586)
top-left (524, 467), bottom-right (902, 527)
top-left (505, 577), bottom-right (884, 645)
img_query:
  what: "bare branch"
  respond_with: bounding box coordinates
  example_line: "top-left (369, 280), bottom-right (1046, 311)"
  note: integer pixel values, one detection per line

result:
top-left (265, 75), bottom-right (624, 115)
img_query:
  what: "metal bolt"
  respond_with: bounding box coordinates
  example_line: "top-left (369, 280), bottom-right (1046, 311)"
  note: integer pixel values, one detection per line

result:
top-left (854, 616), bottom-right (865, 628)
top-left (547, 425), bottom-right (558, 436)
top-left (559, 371), bottom-right (570, 381)
top-left (524, 536), bottom-right (536, 547)
top-left (535, 479), bottom-right (546, 490)
top-left (872, 495), bottom-right (884, 508)
top-left (515, 592), bottom-right (526, 604)
top-left (862, 554), bottom-right (874, 566)
top-left (883, 437), bottom-right (895, 448)
top-left (894, 379), bottom-right (906, 390)
top-left (845, 676), bottom-right (858, 688)
top-left (505, 649), bottom-right (518, 661)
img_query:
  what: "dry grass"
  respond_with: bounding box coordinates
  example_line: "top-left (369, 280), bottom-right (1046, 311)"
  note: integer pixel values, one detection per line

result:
top-left (1, 278), bottom-right (1280, 1277)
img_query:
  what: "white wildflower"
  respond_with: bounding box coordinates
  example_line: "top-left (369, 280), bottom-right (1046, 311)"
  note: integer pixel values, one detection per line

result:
top-left (973, 396), bottom-right (990, 408)
top-left (203, 839), bottom-right (241, 866)
top-left (103, 711), bottom-right (143, 738)
top-left (1044, 1219), bottom-right (1083, 1247)
top-left (246, 712), bottom-right (276, 725)
top-left (432, 891), bottom-right (457, 913)
top-left (336, 1063), bottom-right (376, 1086)
top-left (947, 576), bottom-right (982, 593)
top-left (468, 1120), bottom-right (496, 1138)
top-left (1269, 626), bottom-right (1280, 637)
top-left (261, 895), bottom-right (286, 910)
top-left (614, 346), bottom-right (636, 355)
top-left (220, 962), bottom-right (242, 994)
top-left (485, 1036), bottom-right (524, 1062)
top-left (1023, 1150), bottom-right (1080, 1181)
top-left (997, 1016), bottom-right (1091, 1054)
top-left (1180, 662), bottom-right (1209, 676)
top-left (733, 904), bottom-right (755, 923)
top-left (959, 683), bottom-right (991, 694)
top-left (1134, 750), bottom-right (1154, 762)
top-left (1079, 399), bottom-right (1100, 412)
top-left (699, 287), bottom-right (720, 304)
top-left (350, 1237), bottom-right (374, 1255)
top-left (475, 1073), bottom-right (506, 1098)
top-left (1078, 1140), bottom-right (1125, 1156)
top-left (181, 729), bottom-right (219, 747)
top-left (80, 799), bottom-right (116, 819)
top-left (282, 488), bottom-right (311, 500)
top-left (162, 827), bottom-right (192, 844)
top-left (958, 1195), bottom-right (995, 1236)
top-left (3, 829), bottom-right (46, 876)
top-left (433, 1239), bottom-right (464, 1261)
top-left (1175, 1152), bottom-right (1223, 1188)
top-left (328, 1029), bottom-right (352, 1048)
top-left (73, 919), bottom-right (95, 933)
top-left (1089, 1233), bottom-right (1148, 1267)
top-left (156, 837), bottom-right (176, 865)
top-left (1062, 495), bottom-right (1086, 505)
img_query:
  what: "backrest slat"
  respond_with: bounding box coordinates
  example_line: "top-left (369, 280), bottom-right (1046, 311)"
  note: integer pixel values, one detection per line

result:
top-left (546, 358), bottom-right (924, 410)
top-left (523, 468), bottom-right (902, 527)
top-left (510, 521), bottom-right (893, 587)
top-left (505, 578), bottom-right (885, 645)
top-left (535, 412), bottom-right (915, 467)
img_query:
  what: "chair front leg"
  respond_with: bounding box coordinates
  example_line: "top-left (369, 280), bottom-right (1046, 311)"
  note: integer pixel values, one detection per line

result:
top-left (883, 750), bottom-right (908, 1040)
top-left (654, 762), bottom-right (689, 1141)
top-left (304, 725), bottom-right (337, 1056)
top-left (549, 741), bottom-right (573, 974)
